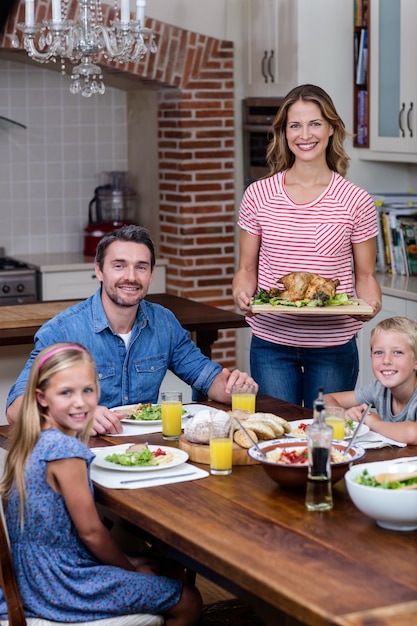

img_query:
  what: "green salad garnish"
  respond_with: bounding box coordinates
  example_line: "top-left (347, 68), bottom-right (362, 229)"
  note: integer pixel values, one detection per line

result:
top-left (126, 404), bottom-right (162, 421)
top-left (105, 449), bottom-right (154, 466)
top-left (354, 469), bottom-right (417, 489)
top-left (252, 289), bottom-right (359, 308)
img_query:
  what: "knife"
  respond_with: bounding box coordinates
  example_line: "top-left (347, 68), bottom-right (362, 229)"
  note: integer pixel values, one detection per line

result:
top-left (345, 403), bottom-right (372, 454)
top-left (119, 471), bottom-right (198, 485)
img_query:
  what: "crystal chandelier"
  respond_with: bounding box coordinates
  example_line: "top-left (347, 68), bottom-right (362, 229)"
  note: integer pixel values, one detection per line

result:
top-left (13, 0), bottom-right (157, 97)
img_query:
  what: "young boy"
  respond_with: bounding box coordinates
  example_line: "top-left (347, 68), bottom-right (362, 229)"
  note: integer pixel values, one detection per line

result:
top-left (323, 316), bottom-right (417, 445)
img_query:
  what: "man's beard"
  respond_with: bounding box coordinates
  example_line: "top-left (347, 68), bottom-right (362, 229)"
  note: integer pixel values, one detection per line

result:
top-left (106, 284), bottom-right (144, 308)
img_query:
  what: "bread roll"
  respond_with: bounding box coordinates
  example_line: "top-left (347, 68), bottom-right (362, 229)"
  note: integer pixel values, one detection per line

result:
top-left (183, 409), bottom-right (229, 444)
top-left (233, 428), bottom-right (258, 449)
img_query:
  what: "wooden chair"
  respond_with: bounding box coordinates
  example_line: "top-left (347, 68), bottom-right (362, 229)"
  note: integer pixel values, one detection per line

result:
top-left (0, 500), bottom-right (163, 626)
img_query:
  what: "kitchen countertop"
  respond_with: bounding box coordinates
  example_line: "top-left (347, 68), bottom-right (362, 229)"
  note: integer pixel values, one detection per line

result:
top-left (376, 272), bottom-right (417, 302)
top-left (17, 252), bottom-right (168, 272)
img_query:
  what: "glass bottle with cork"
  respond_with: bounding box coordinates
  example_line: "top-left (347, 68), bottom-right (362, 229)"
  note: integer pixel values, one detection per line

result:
top-left (305, 387), bottom-right (333, 511)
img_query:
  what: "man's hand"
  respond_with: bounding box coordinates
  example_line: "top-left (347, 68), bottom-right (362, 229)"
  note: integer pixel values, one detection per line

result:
top-left (90, 406), bottom-right (125, 436)
top-left (208, 368), bottom-right (258, 404)
top-left (220, 367), bottom-right (258, 395)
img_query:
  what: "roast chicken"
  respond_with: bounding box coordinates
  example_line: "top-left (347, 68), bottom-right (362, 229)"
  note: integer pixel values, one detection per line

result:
top-left (273, 272), bottom-right (340, 304)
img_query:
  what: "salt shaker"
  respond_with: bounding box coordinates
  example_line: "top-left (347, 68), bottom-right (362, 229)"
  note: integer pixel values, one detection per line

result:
top-left (305, 387), bottom-right (333, 511)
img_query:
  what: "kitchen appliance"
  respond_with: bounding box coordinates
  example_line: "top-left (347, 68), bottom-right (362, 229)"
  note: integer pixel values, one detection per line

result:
top-left (0, 249), bottom-right (38, 305)
top-left (83, 171), bottom-right (137, 256)
top-left (242, 97), bottom-right (283, 186)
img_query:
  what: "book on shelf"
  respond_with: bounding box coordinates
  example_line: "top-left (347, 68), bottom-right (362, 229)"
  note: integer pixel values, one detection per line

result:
top-left (355, 28), bottom-right (368, 86)
top-left (354, 0), bottom-right (369, 27)
top-left (356, 90), bottom-right (368, 145)
top-left (375, 209), bottom-right (388, 272)
top-left (397, 217), bottom-right (417, 276)
top-left (376, 206), bottom-right (417, 275)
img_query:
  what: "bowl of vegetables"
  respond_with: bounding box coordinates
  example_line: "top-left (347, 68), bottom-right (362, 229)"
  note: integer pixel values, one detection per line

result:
top-left (247, 438), bottom-right (365, 489)
top-left (345, 459), bottom-right (417, 531)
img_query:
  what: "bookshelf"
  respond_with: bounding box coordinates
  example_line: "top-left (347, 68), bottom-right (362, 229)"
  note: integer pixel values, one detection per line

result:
top-left (353, 0), bottom-right (369, 148)
top-left (373, 195), bottom-right (417, 276)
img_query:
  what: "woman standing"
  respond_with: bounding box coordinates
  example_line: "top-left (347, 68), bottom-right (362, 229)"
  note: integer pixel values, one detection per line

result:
top-left (233, 84), bottom-right (381, 408)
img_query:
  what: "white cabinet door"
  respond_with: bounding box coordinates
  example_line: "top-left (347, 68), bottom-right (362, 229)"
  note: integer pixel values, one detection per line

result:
top-left (40, 265), bottom-right (166, 301)
top-left (243, 0), bottom-right (296, 97)
top-left (369, 0), bottom-right (417, 155)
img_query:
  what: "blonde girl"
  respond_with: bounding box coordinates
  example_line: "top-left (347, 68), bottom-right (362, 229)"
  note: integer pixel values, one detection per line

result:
top-left (0, 342), bottom-right (201, 625)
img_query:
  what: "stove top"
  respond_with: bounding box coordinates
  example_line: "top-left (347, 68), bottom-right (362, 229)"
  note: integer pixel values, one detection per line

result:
top-left (0, 256), bottom-right (32, 271)
top-left (0, 256), bottom-right (38, 304)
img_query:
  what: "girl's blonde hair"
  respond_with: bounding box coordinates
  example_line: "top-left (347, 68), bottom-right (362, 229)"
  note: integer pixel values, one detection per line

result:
top-left (0, 343), bottom-right (98, 520)
top-left (370, 317), bottom-right (417, 359)
top-left (266, 84), bottom-right (351, 177)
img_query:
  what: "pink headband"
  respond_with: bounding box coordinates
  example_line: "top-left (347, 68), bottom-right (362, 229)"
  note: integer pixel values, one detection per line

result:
top-left (38, 346), bottom-right (86, 369)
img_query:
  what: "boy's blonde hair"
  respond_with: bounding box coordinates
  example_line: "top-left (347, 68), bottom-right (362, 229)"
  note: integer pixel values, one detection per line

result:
top-left (370, 317), bottom-right (417, 359)
top-left (0, 342), bottom-right (98, 524)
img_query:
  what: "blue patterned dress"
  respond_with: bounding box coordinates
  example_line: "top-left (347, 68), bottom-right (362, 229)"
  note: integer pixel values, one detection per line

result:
top-left (0, 429), bottom-right (182, 622)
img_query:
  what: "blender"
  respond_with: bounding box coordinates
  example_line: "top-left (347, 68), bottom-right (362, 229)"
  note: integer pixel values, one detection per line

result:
top-left (83, 171), bottom-right (137, 256)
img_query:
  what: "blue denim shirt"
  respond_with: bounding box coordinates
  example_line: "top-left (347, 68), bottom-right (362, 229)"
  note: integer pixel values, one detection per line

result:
top-left (7, 290), bottom-right (222, 409)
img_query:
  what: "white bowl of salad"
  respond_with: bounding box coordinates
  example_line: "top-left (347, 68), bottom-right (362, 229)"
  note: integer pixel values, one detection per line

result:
top-left (345, 459), bottom-right (417, 531)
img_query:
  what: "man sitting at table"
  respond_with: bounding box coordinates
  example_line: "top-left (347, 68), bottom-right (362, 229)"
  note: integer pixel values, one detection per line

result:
top-left (6, 225), bottom-right (257, 435)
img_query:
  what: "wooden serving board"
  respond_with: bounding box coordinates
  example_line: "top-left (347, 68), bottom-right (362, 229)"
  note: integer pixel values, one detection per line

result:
top-left (251, 299), bottom-right (373, 315)
top-left (178, 435), bottom-right (258, 465)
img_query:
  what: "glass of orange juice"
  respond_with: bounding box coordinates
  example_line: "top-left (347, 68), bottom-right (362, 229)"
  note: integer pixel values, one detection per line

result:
top-left (161, 391), bottom-right (183, 440)
top-left (209, 414), bottom-right (234, 475)
top-left (325, 407), bottom-right (346, 440)
top-left (231, 383), bottom-right (257, 413)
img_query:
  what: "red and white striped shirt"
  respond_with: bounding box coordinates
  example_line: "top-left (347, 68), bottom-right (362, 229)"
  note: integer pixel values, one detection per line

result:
top-left (238, 171), bottom-right (378, 347)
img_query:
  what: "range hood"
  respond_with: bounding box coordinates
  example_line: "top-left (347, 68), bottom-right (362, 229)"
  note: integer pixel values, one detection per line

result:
top-left (0, 116), bottom-right (26, 129)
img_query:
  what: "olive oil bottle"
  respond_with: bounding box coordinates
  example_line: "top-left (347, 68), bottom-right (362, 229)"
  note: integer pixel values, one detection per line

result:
top-left (305, 387), bottom-right (333, 511)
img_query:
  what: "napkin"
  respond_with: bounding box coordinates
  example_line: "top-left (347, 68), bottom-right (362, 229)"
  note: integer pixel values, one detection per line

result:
top-left (106, 404), bottom-right (213, 437)
top-left (91, 461), bottom-right (208, 489)
top-left (354, 431), bottom-right (407, 449)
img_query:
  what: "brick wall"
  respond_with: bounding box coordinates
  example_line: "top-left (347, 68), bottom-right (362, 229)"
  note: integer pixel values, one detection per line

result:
top-left (2, 1), bottom-right (238, 367)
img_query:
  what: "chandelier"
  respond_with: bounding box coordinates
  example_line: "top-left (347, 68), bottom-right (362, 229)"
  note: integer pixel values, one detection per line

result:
top-left (12, 0), bottom-right (157, 97)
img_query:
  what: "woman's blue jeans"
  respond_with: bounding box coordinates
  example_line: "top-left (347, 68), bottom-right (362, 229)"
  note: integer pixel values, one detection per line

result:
top-left (250, 335), bottom-right (359, 409)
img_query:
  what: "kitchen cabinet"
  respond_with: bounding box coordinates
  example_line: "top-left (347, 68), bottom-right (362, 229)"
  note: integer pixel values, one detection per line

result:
top-left (40, 265), bottom-right (166, 301)
top-left (368, 0), bottom-right (417, 158)
top-left (242, 0), bottom-right (296, 97)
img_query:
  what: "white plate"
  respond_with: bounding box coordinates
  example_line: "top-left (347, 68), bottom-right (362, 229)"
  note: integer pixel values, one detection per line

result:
top-left (111, 404), bottom-right (162, 425)
top-left (93, 444), bottom-right (189, 472)
top-left (286, 418), bottom-right (369, 440)
top-left (182, 404), bottom-right (213, 417)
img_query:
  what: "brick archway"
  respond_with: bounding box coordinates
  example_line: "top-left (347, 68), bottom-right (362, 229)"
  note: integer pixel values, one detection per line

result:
top-left (1, 1), bottom-right (237, 367)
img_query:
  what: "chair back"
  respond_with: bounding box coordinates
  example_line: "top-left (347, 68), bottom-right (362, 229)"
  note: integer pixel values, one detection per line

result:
top-left (0, 499), bottom-right (26, 626)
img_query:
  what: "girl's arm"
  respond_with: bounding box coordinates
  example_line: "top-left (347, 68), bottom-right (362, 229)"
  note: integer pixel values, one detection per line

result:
top-left (232, 230), bottom-right (260, 315)
top-left (352, 239), bottom-right (382, 317)
top-left (47, 457), bottom-right (135, 570)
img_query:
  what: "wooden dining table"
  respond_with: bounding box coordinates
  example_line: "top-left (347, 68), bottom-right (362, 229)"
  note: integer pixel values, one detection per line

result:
top-left (1, 395), bottom-right (416, 626)
top-left (0, 293), bottom-right (248, 358)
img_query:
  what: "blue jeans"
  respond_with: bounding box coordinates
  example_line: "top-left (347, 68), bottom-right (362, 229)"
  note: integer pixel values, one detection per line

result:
top-left (250, 335), bottom-right (359, 409)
